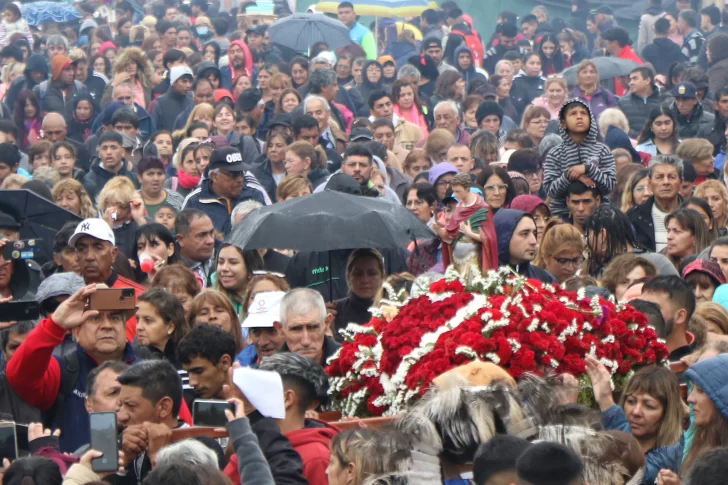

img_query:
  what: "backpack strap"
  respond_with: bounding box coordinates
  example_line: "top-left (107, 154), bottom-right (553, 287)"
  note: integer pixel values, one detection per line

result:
top-left (43, 352), bottom-right (80, 431)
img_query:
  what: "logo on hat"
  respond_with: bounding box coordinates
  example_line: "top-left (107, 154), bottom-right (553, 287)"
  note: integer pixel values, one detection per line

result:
top-left (81, 222), bottom-right (90, 231)
top-left (678, 85), bottom-right (686, 95)
top-left (226, 152), bottom-right (242, 164)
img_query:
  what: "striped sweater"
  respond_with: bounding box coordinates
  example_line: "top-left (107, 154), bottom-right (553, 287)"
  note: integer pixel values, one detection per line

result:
top-left (543, 100), bottom-right (616, 217)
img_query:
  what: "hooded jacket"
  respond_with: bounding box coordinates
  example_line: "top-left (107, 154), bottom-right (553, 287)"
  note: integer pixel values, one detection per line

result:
top-left (668, 98), bottom-right (715, 139)
top-left (454, 45), bottom-right (486, 87)
top-left (82, 158), bottom-right (140, 201)
top-left (617, 84), bottom-right (664, 137)
top-left (543, 100), bottom-right (616, 217)
top-left (4, 53), bottom-right (48, 114)
top-left (604, 125), bottom-right (641, 163)
top-left (220, 40), bottom-right (253, 91)
top-left (510, 72), bottom-right (545, 118)
top-left (287, 420), bottom-right (340, 485)
top-left (641, 38), bottom-right (687, 76)
top-left (352, 60), bottom-right (384, 117)
top-left (637, 6), bottom-right (665, 53)
top-left (495, 209), bottom-right (555, 283)
top-left (150, 84), bottom-right (194, 132)
top-left (197, 60), bottom-right (222, 85)
top-left (34, 56), bottom-right (91, 119)
top-left (67, 92), bottom-right (97, 144)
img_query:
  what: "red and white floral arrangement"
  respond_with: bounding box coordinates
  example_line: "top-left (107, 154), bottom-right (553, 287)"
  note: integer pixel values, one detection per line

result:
top-left (326, 266), bottom-right (669, 417)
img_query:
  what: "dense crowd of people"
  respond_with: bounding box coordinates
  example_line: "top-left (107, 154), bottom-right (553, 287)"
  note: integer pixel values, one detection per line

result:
top-left (0, 0), bottom-right (728, 483)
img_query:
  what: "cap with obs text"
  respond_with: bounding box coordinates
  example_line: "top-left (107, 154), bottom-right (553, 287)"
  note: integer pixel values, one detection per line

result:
top-left (69, 218), bottom-right (116, 248)
top-left (209, 146), bottom-right (246, 172)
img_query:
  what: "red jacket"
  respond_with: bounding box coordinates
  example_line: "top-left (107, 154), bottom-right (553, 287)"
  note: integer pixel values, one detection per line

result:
top-left (224, 420), bottom-right (340, 485)
top-left (616, 46), bottom-right (643, 97)
top-left (111, 273), bottom-right (145, 342)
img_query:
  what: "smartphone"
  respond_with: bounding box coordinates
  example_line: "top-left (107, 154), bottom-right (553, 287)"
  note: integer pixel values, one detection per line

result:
top-left (88, 288), bottom-right (136, 311)
top-left (15, 424), bottom-right (27, 452)
top-left (89, 412), bottom-right (119, 473)
top-left (0, 422), bottom-right (17, 461)
top-left (193, 400), bottom-right (235, 427)
top-left (0, 301), bottom-right (40, 321)
top-left (3, 239), bottom-right (41, 261)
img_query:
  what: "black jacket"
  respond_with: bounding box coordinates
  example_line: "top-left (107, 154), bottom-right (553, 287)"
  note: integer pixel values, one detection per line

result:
top-left (495, 208), bottom-right (555, 284)
top-left (642, 38), bottom-right (686, 76)
top-left (669, 99), bottom-right (715, 139)
top-left (82, 159), bottom-right (140, 201)
top-left (333, 293), bottom-right (373, 339)
top-left (618, 86), bottom-right (663, 138)
top-left (511, 74), bottom-right (545, 117)
top-left (4, 54), bottom-right (48, 115)
top-left (627, 196), bottom-right (657, 252)
top-left (33, 80), bottom-right (91, 120)
top-left (281, 336), bottom-right (341, 367)
top-left (151, 88), bottom-right (193, 132)
top-left (251, 157), bottom-right (279, 202)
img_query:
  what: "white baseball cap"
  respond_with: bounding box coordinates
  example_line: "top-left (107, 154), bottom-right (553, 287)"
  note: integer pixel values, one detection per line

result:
top-left (68, 218), bottom-right (116, 248)
top-left (242, 291), bottom-right (286, 328)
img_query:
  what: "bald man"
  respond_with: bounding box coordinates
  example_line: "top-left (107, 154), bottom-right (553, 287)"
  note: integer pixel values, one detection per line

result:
top-left (41, 113), bottom-right (91, 172)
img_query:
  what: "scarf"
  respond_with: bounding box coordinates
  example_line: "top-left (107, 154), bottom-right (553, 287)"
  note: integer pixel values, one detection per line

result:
top-left (393, 104), bottom-right (429, 137)
top-left (177, 167), bottom-right (200, 189)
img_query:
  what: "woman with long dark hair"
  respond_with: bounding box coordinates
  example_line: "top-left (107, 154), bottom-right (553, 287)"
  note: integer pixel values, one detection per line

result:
top-left (392, 79), bottom-right (429, 136)
top-left (13, 89), bottom-right (41, 150)
top-left (537, 34), bottom-right (566, 75)
top-left (583, 204), bottom-right (648, 277)
top-left (637, 106), bottom-right (680, 156)
top-left (431, 70), bottom-right (465, 107)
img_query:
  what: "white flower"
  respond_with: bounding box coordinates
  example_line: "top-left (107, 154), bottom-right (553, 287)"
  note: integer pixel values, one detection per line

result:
top-left (486, 352), bottom-right (501, 365)
top-left (455, 346), bottom-right (477, 358)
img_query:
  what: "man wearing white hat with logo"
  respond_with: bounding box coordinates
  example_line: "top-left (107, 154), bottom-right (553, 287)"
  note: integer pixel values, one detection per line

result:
top-left (236, 291), bottom-right (287, 366)
top-left (151, 64), bottom-right (194, 132)
top-left (183, 146), bottom-right (267, 235)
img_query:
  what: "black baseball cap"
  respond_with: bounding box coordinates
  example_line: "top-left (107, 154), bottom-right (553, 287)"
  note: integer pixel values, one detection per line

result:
top-left (209, 146), bottom-right (245, 172)
top-left (350, 127), bottom-right (374, 142)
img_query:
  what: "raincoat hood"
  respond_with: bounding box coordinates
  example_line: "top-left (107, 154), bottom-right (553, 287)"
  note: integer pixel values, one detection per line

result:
top-left (24, 54), bottom-right (49, 82)
top-left (427, 162), bottom-right (457, 185)
top-left (51, 56), bottom-right (73, 82)
top-left (605, 125), bottom-right (640, 162)
top-left (197, 60), bottom-right (221, 80)
top-left (557, 98), bottom-right (599, 146)
top-left (495, 208), bottom-right (530, 266)
top-left (227, 40), bottom-right (253, 80)
top-left (686, 354), bottom-right (728, 421)
top-left (35, 272), bottom-right (85, 303)
top-left (362, 60), bottom-right (384, 89)
top-left (510, 195), bottom-right (550, 215)
top-left (454, 44), bottom-right (475, 74)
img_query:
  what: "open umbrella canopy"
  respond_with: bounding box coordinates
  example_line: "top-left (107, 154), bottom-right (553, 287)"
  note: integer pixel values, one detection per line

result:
top-left (225, 190), bottom-right (435, 252)
top-left (268, 13), bottom-right (352, 53)
top-left (0, 190), bottom-right (82, 264)
top-left (22, 1), bottom-right (81, 26)
top-left (562, 57), bottom-right (641, 85)
top-left (315, 0), bottom-right (438, 17)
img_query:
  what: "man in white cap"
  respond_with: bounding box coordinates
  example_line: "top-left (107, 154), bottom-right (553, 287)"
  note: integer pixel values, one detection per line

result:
top-left (236, 291), bottom-right (287, 366)
top-left (67, 218), bottom-right (144, 342)
top-left (151, 64), bottom-right (194, 132)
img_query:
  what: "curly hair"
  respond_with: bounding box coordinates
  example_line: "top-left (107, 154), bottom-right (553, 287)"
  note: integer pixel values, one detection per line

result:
top-left (51, 179), bottom-right (96, 218)
top-left (112, 46), bottom-right (154, 89)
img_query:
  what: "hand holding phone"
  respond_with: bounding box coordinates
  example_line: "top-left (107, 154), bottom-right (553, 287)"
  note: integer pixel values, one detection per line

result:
top-left (88, 288), bottom-right (136, 311)
top-left (0, 422), bottom-right (17, 462)
top-left (89, 412), bottom-right (119, 473)
top-left (193, 400), bottom-right (235, 427)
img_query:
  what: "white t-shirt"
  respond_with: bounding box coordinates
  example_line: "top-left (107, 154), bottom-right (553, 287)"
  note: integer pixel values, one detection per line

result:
top-left (653, 202), bottom-right (669, 252)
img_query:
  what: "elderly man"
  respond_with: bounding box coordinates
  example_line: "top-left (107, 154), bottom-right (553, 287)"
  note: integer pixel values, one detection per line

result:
top-left (304, 95), bottom-right (345, 154)
top-left (305, 68), bottom-right (362, 126)
top-left (34, 56), bottom-right (90, 119)
top-left (174, 209), bottom-right (216, 287)
top-left (107, 83), bottom-right (155, 141)
top-left (6, 283), bottom-right (140, 452)
top-left (183, 147), bottom-right (267, 235)
top-left (46, 34), bottom-right (69, 58)
top-left (494, 60), bottom-right (515, 82)
top-left (237, 291), bottom-right (286, 366)
top-left (277, 288), bottom-right (339, 365)
top-left (42, 113), bottom-right (91, 172)
top-left (432, 100), bottom-right (471, 146)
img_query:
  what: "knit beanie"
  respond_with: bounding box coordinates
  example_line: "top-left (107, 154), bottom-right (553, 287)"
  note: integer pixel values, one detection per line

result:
top-left (476, 101), bottom-right (504, 127)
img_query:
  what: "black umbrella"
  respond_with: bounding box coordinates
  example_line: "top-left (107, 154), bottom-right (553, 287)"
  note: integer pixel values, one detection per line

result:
top-left (267, 13), bottom-right (352, 54)
top-left (0, 190), bottom-right (82, 264)
top-left (226, 190), bottom-right (435, 252)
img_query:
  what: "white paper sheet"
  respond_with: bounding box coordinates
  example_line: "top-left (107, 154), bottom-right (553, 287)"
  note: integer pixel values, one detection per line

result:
top-left (232, 367), bottom-right (286, 419)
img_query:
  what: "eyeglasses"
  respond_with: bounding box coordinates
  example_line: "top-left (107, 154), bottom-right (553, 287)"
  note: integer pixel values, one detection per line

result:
top-left (529, 119), bottom-right (550, 126)
top-left (484, 184), bottom-right (508, 193)
top-left (554, 256), bottom-right (585, 266)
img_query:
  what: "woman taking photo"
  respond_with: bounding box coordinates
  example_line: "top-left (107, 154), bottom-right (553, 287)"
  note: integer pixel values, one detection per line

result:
top-left (213, 243), bottom-right (265, 321)
top-left (533, 220), bottom-right (585, 283)
top-left (332, 249), bottom-right (386, 337)
top-left (531, 77), bottom-right (568, 120)
top-left (570, 60), bottom-right (617, 121)
top-left (131, 222), bottom-right (180, 284)
top-left (637, 106), bottom-right (680, 156)
top-left (621, 168), bottom-right (652, 213)
top-left (695, 180), bottom-right (728, 234)
top-left (587, 359), bottom-right (683, 458)
top-left (392, 79), bottom-right (429, 137)
top-left (188, 289), bottom-right (245, 353)
top-left (51, 179), bottom-right (96, 218)
top-left (664, 208), bottom-right (712, 268)
top-left (600, 253), bottom-right (657, 302)
top-left (521, 105), bottom-right (551, 147)
top-left (284, 141), bottom-right (329, 190)
top-left (253, 132), bottom-right (292, 202)
top-left (134, 287), bottom-right (188, 368)
top-left (275, 88), bottom-right (301, 114)
top-left (488, 75), bottom-right (518, 123)
top-left (431, 71), bottom-right (465, 107)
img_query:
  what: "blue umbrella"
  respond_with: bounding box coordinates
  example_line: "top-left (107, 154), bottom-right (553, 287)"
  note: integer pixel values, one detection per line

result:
top-left (267, 13), bottom-right (351, 53)
top-left (23, 1), bottom-right (81, 26)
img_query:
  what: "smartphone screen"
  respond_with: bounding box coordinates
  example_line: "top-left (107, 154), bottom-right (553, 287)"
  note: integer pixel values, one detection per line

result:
top-left (0, 423), bottom-right (17, 461)
top-left (0, 301), bottom-right (40, 321)
top-left (3, 239), bottom-right (41, 261)
top-left (15, 424), bottom-right (27, 452)
top-left (89, 412), bottom-right (119, 473)
top-left (193, 400), bottom-right (234, 427)
top-left (88, 288), bottom-right (137, 311)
